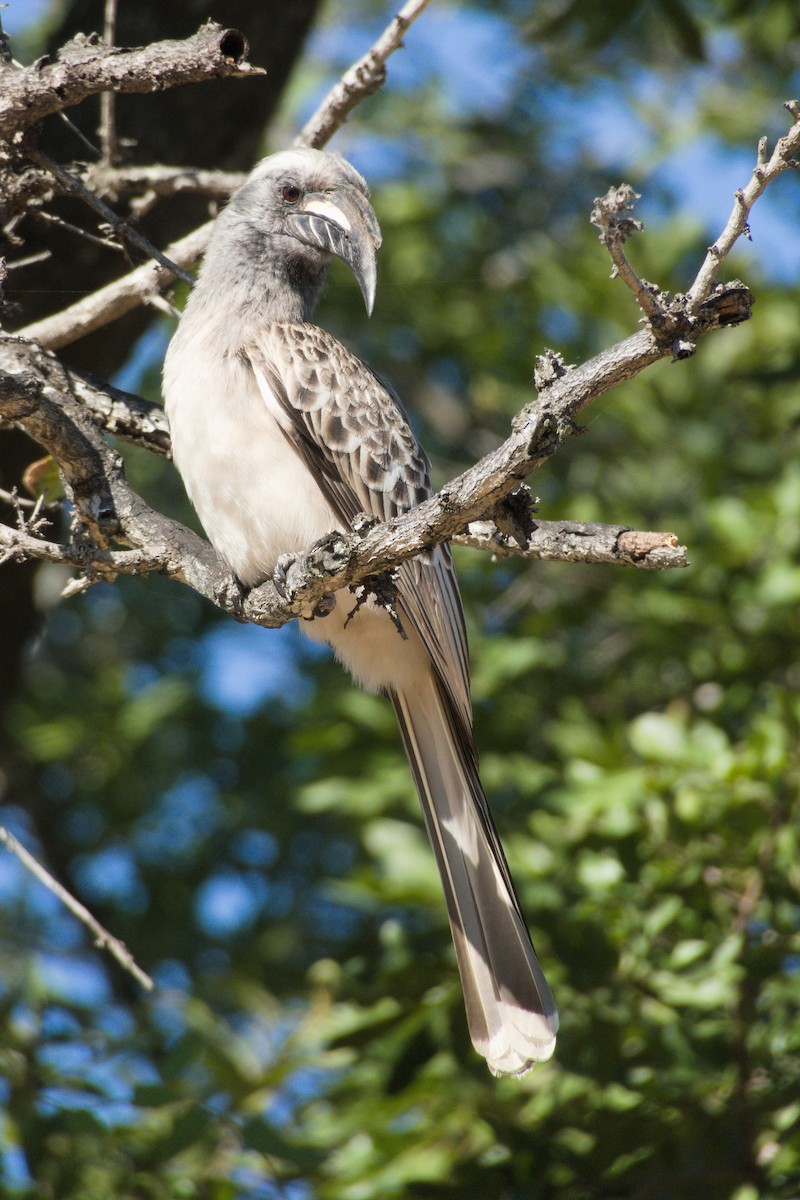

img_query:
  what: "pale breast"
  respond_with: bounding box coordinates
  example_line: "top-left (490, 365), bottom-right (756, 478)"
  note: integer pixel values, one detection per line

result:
top-left (164, 335), bottom-right (340, 587)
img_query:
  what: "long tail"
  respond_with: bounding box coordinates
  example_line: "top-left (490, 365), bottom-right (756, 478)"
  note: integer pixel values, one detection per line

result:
top-left (391, 671), bottom-right (558, 1075)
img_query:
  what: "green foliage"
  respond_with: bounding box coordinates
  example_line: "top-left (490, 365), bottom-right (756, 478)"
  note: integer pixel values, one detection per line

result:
top-left (3, 1), bottom-right (800, 1197)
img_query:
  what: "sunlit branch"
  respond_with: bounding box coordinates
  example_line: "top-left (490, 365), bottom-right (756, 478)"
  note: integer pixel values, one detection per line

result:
top-left (294, 0), bottom-right (432, 149)
top-left (687, 102), bottom-right (800, 308)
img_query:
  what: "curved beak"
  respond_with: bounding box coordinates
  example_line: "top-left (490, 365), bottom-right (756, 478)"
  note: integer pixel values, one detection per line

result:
top-left (286, 187), bottom-right (382, 315)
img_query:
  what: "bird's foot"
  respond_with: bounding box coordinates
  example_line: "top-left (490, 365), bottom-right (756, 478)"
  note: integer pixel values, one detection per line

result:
top-left (215, 572), bottom-right (249, 623)
top-left (273, 552), bottom-right (298, 601)
top-left (344, 571), bottom-right (407, 640)
top-left (274, 553), bottom-right (335, 620)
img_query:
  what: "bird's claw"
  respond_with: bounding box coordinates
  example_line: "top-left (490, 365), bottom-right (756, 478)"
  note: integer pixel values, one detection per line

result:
top-left (273, 552), bottom-right (297, 600)
top-left (274, 553), bottom-right (335, 619)
top-left (215, 573), bottom-right (249, 623)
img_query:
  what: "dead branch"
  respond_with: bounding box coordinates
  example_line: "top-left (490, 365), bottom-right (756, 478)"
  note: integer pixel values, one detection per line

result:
top-left (0, 824), bottom-right (154, 990)
top-left (294, 0), bottom-right (432, 149)
top-left (0, 22), bottom-right (261, 140)
top-left (0, 278), bottom-right (744, 627)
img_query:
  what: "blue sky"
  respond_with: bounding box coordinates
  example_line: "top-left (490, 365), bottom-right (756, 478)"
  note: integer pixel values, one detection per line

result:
top-left (1, 0), bottom-right (48, 39)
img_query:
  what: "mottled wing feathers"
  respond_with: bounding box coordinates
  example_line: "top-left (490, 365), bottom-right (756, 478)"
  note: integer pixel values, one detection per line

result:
top-left (245, 322), bottom-right (472, 728)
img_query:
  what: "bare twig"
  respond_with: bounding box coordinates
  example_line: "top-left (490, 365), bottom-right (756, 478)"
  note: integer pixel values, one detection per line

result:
top-left (0, 22), bottom-right (261, 139)
top-left (295, 0), bottom-right (431, 149)
top-left (0, 485), bottom-right (38, 511)
top-left (5, 250), bottom-right (52, 270)
top-left (30, 150), bottom-right (196, 284)
top-left (58, 110), bottom-right (101, 158)
top-left (18, 221), bottom-right (212, 350)
top-left (0, 824), bottom-right (154, 991)
top-left (687, 103), bottom-right (800, 308)
top-left (32, 208), bottom-right (124, 253)
top-left (456, 520), bottom-right (688, 571)
top-left (591, 185), bottom-right (669, 323)
top-left (99, 0), bottom-right (119, 164)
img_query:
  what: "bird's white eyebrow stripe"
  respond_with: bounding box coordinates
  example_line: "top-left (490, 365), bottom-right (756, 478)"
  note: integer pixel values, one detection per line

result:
top-left (302, 198), bottom-right (351, 232)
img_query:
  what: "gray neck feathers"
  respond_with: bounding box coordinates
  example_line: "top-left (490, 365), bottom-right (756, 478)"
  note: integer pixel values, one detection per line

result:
top-left (185, 206), bottom-right (328, 350)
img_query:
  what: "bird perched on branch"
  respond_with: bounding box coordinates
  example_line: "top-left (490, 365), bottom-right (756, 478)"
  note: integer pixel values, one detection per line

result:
top-left (164, 147), bottom-right (558, 1075)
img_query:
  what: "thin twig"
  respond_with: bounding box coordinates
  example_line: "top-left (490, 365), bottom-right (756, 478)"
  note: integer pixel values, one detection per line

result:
top-left (0, 485), bottom-right (37, 511)
top-left (30, 149), bottom-right (196, 284)
top-left (59, 110), bottom-right (102, 157)
top-left (591, 185), bottom-right (669, 323)
top-left (4, 250), bottom-right (52, 270)
top-left (99, 0), bottom-right (119, 164)
top-left (32, 209), bottom-right (124, 253)
top-left (0, 824), bottom-right (154, 991)
top-left (18, 221), bottom-right (212, 350)
top-left (295, 0), bottom-right (432, 149)
top-left (687, 102), bottom-right (800, 309)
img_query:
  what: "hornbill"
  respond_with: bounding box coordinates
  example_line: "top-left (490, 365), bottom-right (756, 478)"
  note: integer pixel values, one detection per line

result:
top-left (164, 148), bottom-right (558, 1075)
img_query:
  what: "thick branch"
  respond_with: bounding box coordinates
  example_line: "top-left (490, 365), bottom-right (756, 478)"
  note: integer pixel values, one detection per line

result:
top-left (0, 23), bottom-right (260, 140)
top-left (0, 285), bottom-right (741, 628)
top-left (241, 285), bottom-right (747, 623)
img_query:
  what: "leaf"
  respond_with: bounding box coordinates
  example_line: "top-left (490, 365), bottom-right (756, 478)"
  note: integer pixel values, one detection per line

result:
top-left (22, 455), bottom-right (64, 502)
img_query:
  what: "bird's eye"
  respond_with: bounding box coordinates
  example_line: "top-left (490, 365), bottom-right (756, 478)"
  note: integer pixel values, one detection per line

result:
top-left (282, 183), bottom-right (302, 203)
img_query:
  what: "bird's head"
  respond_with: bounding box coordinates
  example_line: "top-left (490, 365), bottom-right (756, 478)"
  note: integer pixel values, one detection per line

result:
top-left (228, 147), bottom-right (383, 316)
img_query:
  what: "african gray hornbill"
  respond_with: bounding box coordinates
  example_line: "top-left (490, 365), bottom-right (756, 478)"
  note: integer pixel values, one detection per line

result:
top-left (164, 148), bottom-right (558, 1075)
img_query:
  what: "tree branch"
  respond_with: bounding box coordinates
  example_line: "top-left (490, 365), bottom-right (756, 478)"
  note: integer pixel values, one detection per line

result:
top-left (0, 22), bottom-right (261, 140)
top-left (99, 0), bottom-right (120, 165)
top-left (238, 283), bottom-right (747, 624)
top-left (457, 520), bottom-right (688, 571)
top-left (687, 105), bottom-right (800, 307)
top-left (4, 44), bottom-right (796, 624)
top-left (14, 0), bottom-right (433, 350)
top-left (591, 184), bottom-right (670, 323)
top-left (17, 222), bottom-right (212, 350)
top-left (28, 149), bottom-right (197, 284)
top-left (294, 0), bottom-right (432, 149)
top-left (0, 278), bottom-right (740, 629)
top-left (0, 824), bottom-right (154, 990)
